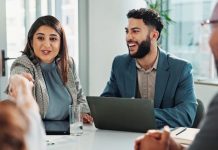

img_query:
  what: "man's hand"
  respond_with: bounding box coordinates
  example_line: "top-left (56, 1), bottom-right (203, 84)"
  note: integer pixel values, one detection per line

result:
top-left (8, 74), bottom-right (38, 112)
top-left (8, 74), bottom-right (33, 97)
top-left (134, 126), bottom-right (183, 150)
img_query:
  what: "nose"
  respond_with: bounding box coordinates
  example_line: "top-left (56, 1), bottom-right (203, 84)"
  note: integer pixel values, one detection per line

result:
top-left (126, 32), bottom-right (133, 42)
top-left (43, 38), bottom-right (51, 48)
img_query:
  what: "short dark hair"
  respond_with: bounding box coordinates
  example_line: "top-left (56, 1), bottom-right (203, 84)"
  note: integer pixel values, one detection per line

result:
top-left (23, 15), bottom-right (69, 84)
top-left (127, 8), bottom-right (163, 39)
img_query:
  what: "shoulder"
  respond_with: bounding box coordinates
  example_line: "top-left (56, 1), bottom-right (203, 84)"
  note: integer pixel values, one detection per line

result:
top-left (114, 53), bottom-right (131, 60)
top-left (10, 55), bottom-right (38, 76)
top-left (113, 54), bottom-right (134, 66)
top-left (68, 57), bottom-right (76, 69)
top-left (12, 55), bottom-right (34, 66)
top-left (160, 49), bottom-right (192, 70)
top-left (10, 55), bottom-right (37, 76)
top-left (169, 54), bottom-right (190, 66)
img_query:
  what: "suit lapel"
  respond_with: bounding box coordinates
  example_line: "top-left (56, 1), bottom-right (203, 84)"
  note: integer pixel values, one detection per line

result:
top-left (154, 49), bottom-right (170, 107)
top-left (124, 57), bottom-right (137, 98)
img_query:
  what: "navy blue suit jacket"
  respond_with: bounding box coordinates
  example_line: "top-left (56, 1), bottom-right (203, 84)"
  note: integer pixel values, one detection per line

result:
top-left (101, 49), bottom-right (197, 128)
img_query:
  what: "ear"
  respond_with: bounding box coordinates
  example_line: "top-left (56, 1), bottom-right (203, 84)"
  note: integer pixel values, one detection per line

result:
top-left (150, 29), bottom-right (159, 41)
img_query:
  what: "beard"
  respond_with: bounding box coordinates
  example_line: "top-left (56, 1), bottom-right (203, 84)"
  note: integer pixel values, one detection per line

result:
top-left (128, 37), bottom-right (151, 59)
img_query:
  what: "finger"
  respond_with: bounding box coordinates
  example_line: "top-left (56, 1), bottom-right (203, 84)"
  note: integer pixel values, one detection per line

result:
top-left (148, 129), bottom-right (159, 133)
top-left (83, 119), bottom-right (91, 124)
top-left (134, 141), bottom-right (140, 150)
top-left (8, 76), bottom-right (17, 97)
top-left (161, 126), bottom-right (170, 143)
top-left (147, 132), bottom-right (162, 139)
top-left (134, 136), bottom-right (144, 150)
top-left (22, 72), bottom-right (34, 82)
top-left (8, 86), bottom-right (17, 98)
top-left (87, 115), bottom-right (93, 122)
top-left (86, 116), bottom-right (93, 123)
top-left (147, 129), bottom-right (162, 135)
top-left (82, 114), bottom-right (93, 123)
top-left (135, 135), bottom-right (145, 143)
top-left (147, 129), bottom-right (162, 139)
top-left (29, 81), bottom-right (34, 89)
top-left (83, 116), bottom-right (89, 123)
top-left (19, 73), bottom-right (34, 90)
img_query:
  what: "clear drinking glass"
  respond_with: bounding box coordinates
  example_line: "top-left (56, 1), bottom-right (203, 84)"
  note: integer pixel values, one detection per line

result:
top-left (69, 104), bottom-right (83, 136)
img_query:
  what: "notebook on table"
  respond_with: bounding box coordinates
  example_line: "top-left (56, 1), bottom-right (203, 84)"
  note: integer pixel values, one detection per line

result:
top-left (43, 120), bottom-right (70, 135)
top-left (87, 96), bottom-right (156, 133)
top-left (171, 127), bottom-right (200, 145)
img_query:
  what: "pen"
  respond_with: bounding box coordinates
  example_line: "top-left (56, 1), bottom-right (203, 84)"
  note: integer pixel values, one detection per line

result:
top-left (176, 127), bottom-right (187, 135)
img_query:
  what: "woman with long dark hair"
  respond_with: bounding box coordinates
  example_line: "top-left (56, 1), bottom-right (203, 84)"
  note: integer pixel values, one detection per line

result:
top-left (10, 15), bottom-right (92, 123)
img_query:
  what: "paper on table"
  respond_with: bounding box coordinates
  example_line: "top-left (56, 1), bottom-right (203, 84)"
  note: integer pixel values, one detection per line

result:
top-left (171, 127), bottom-right (200, 145)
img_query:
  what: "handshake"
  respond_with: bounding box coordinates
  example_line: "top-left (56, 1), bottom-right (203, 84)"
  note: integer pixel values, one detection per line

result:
top-left (8, 73), bottom-right (38, 112)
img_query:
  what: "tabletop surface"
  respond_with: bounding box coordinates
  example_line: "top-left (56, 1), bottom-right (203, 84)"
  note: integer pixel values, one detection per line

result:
top-left (46, 124), bottom-right (142, 150)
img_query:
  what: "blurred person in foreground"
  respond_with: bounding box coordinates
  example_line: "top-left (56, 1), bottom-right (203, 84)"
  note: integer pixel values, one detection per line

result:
top-left (0, 74), bottom-right (46, 150)
top-left (134, 2), bottom-right (218, 150)
top-left (8, 74), bottom-right (46, 150)
top-left (0, 100), bottom-right (28, 150)
top-left (0, 49), bottom-right (27, 150)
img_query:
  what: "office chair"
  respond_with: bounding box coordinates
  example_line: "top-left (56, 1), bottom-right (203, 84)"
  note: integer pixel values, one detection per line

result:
top-left (192, 99), bottom-right (205, 128)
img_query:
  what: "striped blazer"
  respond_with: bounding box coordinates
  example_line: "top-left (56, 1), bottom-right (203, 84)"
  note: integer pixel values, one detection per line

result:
top-left (10, 55), bottom-right (90, 118)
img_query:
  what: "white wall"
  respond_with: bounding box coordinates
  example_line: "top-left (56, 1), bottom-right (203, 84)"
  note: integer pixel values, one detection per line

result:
top-left (88, 0), bottom-right (146, 95)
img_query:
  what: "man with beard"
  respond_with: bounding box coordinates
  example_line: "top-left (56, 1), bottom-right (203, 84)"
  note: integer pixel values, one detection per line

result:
top-left (134, 2), bottom-right (218, 150)
top-left (101, 8), bottom-right (197, 129)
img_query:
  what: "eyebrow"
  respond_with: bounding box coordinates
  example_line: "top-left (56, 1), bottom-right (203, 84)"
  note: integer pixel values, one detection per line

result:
top-left (35, 33), bottom-right (59, 37)
top-left (131, 27), bottom-right (141, 30)
top-left (125, 27), bottom-right (141, 31)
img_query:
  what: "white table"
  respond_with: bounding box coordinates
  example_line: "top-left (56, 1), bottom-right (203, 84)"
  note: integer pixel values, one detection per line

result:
top-left (46, 124), bottom-right (142, 150)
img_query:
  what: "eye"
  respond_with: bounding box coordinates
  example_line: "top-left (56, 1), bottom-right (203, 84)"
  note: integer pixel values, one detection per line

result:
top-left (50, 37), bottom-right (58, 41)
top-left (133, 30), bottom-right (139, 33)
top-left (37, 36), bottom-right (44, 41)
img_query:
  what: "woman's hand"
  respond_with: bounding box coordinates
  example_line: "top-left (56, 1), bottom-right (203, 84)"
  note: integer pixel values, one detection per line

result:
top-left (21, 72), bottom-right (34, 82)
top-left (82, 113), bottom-right (93, 124)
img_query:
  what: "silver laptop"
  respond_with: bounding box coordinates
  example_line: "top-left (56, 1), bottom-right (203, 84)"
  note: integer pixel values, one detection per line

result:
top-left (87, 96), bottom-right (156, 133)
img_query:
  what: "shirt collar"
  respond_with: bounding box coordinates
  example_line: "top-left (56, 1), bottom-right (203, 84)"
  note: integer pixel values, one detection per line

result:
top-left (136, 51), bottom-right (159, 71)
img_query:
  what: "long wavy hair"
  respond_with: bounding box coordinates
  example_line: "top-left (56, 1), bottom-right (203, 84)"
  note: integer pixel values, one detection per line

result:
top-left (23, 15), bottom-right (69, 84)
top-left (0, 100), bottom-right (29, 150)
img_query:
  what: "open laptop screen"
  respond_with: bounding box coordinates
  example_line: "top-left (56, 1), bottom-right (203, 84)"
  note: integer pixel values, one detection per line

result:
top-left (87, 96), bottom-right (156, 133)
